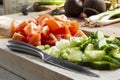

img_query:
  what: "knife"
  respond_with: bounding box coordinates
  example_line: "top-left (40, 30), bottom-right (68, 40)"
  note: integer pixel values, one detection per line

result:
top-left (7, 40), bottom-right (99, 78)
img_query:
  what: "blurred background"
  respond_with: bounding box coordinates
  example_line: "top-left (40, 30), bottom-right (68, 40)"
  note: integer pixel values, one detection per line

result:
top-left (0, 0), bottom-right (3, 15)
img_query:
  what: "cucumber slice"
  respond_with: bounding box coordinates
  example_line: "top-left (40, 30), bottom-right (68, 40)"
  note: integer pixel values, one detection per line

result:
top-left (38, 0), bottom-right (65, 5)
top-left (90, 61), bottom-right (119, 70)
top-left (96, 31), bottom-right (104, 40)
top-left (108, 48), bottom-right (119, 56)
top-left (98, 38), bottom-right (107, 49)
top-left (66, 47), bottom-right (83, 63)
top-left (102, 56), bottom-right (120, 67)
top-left (106, 35), bottom-right (116, 43)
top-left (83, 50), bottom-right (105, 62)
top-left (113, 53), bottom-right (120, 61)
top-left (84, 43), bottom-right (94, 51)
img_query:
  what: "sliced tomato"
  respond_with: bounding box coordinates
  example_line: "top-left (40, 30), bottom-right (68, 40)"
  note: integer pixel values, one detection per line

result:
top-left (28, 18), bottom-right (37, 24)
top-left (53, 15), bottom-right (68, 22)
top-left (36, 14), bottom-right (51, 26)
top-left (55, 34), bottom-right (71, 40)
top-left (12, 32), bottom-right (27, 42)
top-left (41, 26), bottom-right (50, 39)
top-left (69, 20), bottom-right (79, 36)
top-left (24, 22), bottom-right (39, 36)
top-left (74, 30), bottom-right (86, 37)
top-left (16, 21), bottom-right (28, 36)
top-left (53, 27), bottom-right (71, 35)
top-left (45, 20), bottom-right (60, 32)
top-left (27, 33), bottom-right (41, 46)
top-left (9, 20), bottom-right (21, 37)
top-left (42, 33), bottom-right (58, 46)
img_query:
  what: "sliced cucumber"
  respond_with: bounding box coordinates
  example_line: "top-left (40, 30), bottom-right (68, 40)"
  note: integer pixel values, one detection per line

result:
top-left (38, 0), bottom-right (65, 5)
top-left (84, 43), bottom-right (94, 51)
top-left (83, 50), bottom-right (105, 62)
top-left (113, 53), bottom-right (120, 61)
top-left (102, 56), bottom-right (120, 67)
top-left (98, 38), bottom-right (107, 49)
top-left (66, 47), bottom-right (83, 63)
top-left (96, 31), bottom-right (104, 40)
top-left (106, 35), bottom-right (116, 43)
top-left (90, 61), bottom-right (119, 70)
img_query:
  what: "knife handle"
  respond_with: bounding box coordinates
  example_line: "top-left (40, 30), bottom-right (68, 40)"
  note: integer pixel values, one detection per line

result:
top-left (7, 40), bottom-right (45, 60)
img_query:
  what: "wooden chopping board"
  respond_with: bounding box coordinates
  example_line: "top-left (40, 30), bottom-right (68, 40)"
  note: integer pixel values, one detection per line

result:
top-left (1, 12), bottom-right (120, 80)
top-left (81, 22), bottom-right (120, 38)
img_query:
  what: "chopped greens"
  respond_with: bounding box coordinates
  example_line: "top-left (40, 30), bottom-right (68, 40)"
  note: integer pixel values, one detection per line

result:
top-left (37, 31), bottom-right (120, 70)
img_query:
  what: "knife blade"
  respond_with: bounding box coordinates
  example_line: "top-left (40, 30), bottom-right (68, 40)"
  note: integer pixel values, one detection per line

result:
top-left (7, 40), bottom-right (99, 78)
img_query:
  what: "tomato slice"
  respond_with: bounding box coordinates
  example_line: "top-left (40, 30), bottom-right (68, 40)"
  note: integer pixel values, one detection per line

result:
top-left (15, 21), bottom-right (28, 36)
top-left (69, 20), bottom-right (79, 36)
top-left (9, 20), bottom-right (21, 37)
top-left (36, 14), bottom-right (51, 26)
top-left (41, 26), bottom-right (50, 39)
top-left (53, 27), bottom-right (71, 35)
top-left (45, 20), bottom-right (60, 32)
top-left (28, 18), bottom-right (37, 24)
top-left (74, 30), bottom-right (86, 37)
top-left (12, 32), bottom-right (27, 42)
top-left (53, 15), bottom-right (68, 22)
top-left (27, 33), bottom-right (41, 46)
top-left (55, 34), bottom-right (71, 40)
top-left (24, 22), bottom-right (39, 36)
top-left (42, 33), bottom-right (58, 45)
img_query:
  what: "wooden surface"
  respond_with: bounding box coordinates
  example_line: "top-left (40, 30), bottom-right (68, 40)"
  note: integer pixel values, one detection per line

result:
top-left (0, 12), bottom-right (120, 80)
top-left (81, 22), bottom-right (120, 38)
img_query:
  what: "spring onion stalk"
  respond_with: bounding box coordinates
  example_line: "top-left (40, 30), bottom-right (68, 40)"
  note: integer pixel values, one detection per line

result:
top-left (88, 8), bottom-right (120, 26)
top-left (88, 10), bottom-right (113, 22)
top-left (98, 10), bottom-right (120, 25)
top-left (98, 18), bottom-right (120, 25)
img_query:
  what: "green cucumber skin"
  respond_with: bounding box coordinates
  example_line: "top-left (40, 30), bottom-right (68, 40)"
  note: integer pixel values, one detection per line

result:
top-left (102, 56), bottom-right (120, 67)
top-left (38, 1), bottom-right (65, 5)
top-left (90, 61), bottom-right (119, 70)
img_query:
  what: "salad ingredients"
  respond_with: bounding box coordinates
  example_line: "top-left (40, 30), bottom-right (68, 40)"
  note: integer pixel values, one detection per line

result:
top-left (9, 14), bottom-right (85, 46)
top-left (37, 31), bottom-right (120, 70)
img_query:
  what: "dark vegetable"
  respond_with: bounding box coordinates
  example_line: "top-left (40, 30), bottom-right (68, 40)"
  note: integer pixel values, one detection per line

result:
top-left (83, 0), bottom-right (106, 17)
top-left (64, 0), bottom-right (84, 17)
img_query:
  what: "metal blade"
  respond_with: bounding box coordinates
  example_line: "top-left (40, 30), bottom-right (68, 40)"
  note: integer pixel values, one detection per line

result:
top-left (45, 56), bottom-right (100, 78)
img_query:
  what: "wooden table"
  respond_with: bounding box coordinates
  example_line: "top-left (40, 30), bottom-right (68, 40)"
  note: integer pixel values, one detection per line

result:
top-left (0, 12), bottom-right (120, 80)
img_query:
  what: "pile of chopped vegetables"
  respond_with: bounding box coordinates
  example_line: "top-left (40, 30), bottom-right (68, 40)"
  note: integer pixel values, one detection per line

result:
top-left (9, 14), bottom-right (85, 46)
top-left (37, 31), bottom-right (120, 70)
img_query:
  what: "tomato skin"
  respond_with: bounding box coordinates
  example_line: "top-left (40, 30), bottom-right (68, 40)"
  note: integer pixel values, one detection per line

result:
top-left (53, 27), bottom-right (71, 35)
top-left (69, 20), bottom-right (79, 36)
top-left (45, 19), bottom-right (60, 32)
